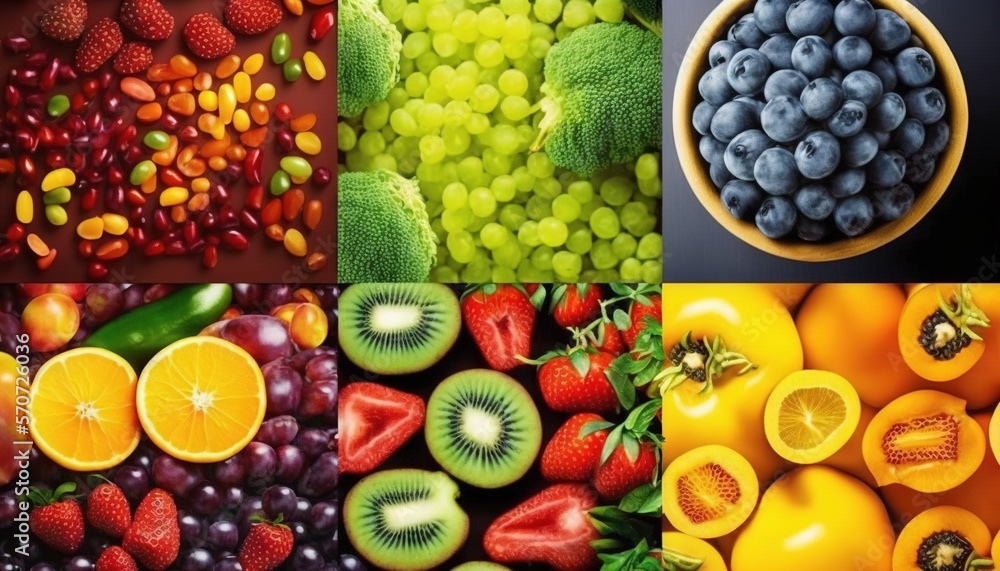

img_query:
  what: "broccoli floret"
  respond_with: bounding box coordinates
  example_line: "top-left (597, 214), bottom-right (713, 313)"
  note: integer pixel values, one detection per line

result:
top-left (337, 169), bottom-right (437, 282)
top-left (624, 0), bottom-right (662, 36)
top-left (531, 23), bottom-right (662, 178)
top-left (337, 0), bottom-right (401, 118)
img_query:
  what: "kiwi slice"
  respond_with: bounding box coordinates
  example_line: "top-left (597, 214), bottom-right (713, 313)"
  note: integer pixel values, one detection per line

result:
top-left (450, 563), bottom-right (512, 571)
top-left (340, 283), bottom-right (461, 375)
top-left (344, 469), bottom-right (469, 571)
top-left (426, 369), bottom-right (542, 489)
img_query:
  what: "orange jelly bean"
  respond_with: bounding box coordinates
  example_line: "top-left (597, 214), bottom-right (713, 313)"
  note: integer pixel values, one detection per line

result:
top-left (200, 134), bottom-right (232, 158)
top-left (170, 54), bottom-right (197, 78)
top-left (156, 83), bottom-right (171, 97)
top-left (136, 102), bottom-right (162, 123)
top-left (170, 205), bottom-right (188, 224)
top-left (216, 55), bottom-right (241, 79)
top-left (282, 188), bottom-right (305, 221)
top-left (303, 199), bottom-right (322, 230)
top-left (250, 102), bottom-right (270, 125)
top-left (173, 78), bottom-right (193, 94)
top-left (226, 144), bottom-right (247, 161)
top-left (265, 224), bottom-right (285, 242)
top-left (262, 198), bottom-right (282, 226)
top-left (141, 175), bottom-right (157, 194)
top-left (208, 156), bottom-right (228, 171)
top-left (152, 136), bottom-right (179, 166)
top-left (96, 239), bottom-right (129, 261)
top-left (240, 127), bottom-right (269, 148)
top-left (147, 63), bottom-right (185, 83)
top-left (167, 93), bottom-right (196, 116)
top-left (121, 77), bottom-right (155, 102)
top-left (177, 145), bottom-right (207, 178)
top-left (290, 114), bottom-right (317, 133)
top-left (193, 72), bottom-right (213, 92)
top-left (188, 193), bottom-right (211, 212)
top-left (26, 234), bottom-right (50, 257)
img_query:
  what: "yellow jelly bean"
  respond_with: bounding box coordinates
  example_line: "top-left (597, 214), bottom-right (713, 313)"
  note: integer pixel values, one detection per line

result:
top-left (283, 228), bottom-right (307, 257)
top-left (41, 168), bottom-right (76, 192)
top-left (15, 190), bottom-right (33, 224)
top-left (100, 213), bottom-right (129, 236)
top-left (198, 90), bottom-right (219, 112)
top-left (255, 83), bottom-right (276, 102)
top-left (243, 54), bottom-right (264, 75)
top-left (160, 187), bottom-right (190, 207)
top-left (219, 84), bottom-right (237, 124)
top-left (295, 132), bottom-right (322, 155)
top-left (233, 72), bottom-right (252, 104)
top-left (76, 216), bottom-right (104, 240)
top-left (302, 52), bottom-right (327, 81)
top-left (290, 174), bottom-right (310, 186)
top-left (233, 109), bottom-right (251, 133)
top-left (192, 178), bottom-right (211, 193)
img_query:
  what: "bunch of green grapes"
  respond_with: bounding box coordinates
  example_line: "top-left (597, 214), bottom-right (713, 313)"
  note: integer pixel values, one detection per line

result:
top-left (337, 0), bottom-right (663, 283)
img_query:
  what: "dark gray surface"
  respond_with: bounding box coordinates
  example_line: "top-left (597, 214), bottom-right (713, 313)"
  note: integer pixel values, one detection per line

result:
top-left (663, 0), bottom-right (1000, 282)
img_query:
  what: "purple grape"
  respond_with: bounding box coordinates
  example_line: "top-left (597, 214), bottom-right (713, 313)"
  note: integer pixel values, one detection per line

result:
top-left (84, 284), bottom-right (123, 325)
top-left (261, 363), bottom-right (303, 417)
top-left (113, 465), bottom-right (150, 505)
top-left (0, 492), bottom-right (17, 528)
top-left (180, 549), bottom-right (214, 571)
top-left (254, 416), bottom-right (299, 447)
top-left (317, 535), bottom-right (338, 558)
top-left (63, 557), bottom-right (93, 571)
top-left (292, 545), bottom-right (324, 571)
top-left (213, 557), bottom-right (243, 571)
top-left (121, 285), bottom-right (144, 312)
top-left (290, 521), bottom-right (309, 544)
top-left (288, 346), bottom-right (336, 371)
top-left (0, 313), bottom-right (20, 354)
top-left (178, 512), bottom-right (203, 544)
top-left (152, 456), bottom-right (204, 497)
top-left (275, 445), bottom-right (306, 484)
top-left (262, 486), bottom-right (298, 519)
top-left (212, 455), bottom-right (246, 487)
top-left (206, 521), bottom-right (239, 552)
top-left (308, 503), bottom-right (338, 535)
top-left (220, 487), bottom-right (245, 511)
top-left (297, 381), bottom-right (337, 418)
top-left (125, 445), bottom-right (156, 472)
top-left (297, 452), bottom-right (338, 497)
top-left (293, 429), bottom-right (332, 459)
top-left (233, 284), bottom-right (263, 310)
top-left (304, 354), bottom-right (336, 383)
top-left (242, 443), bottom-right (278, 489)
top-left (292, 498), bottom-right (312, 522)
top-left (188, 483), bottom-right (221, 516)
top-left (219, 315), bottom-right (294, 365)
top-left (340, 555), bottom-right (367, 571)
top-left (237, 498), bottom-right (264, 537)
top-left (264, 285), bottom-right (293, 309)
top-left (31, 564), bottom-right (57, 571)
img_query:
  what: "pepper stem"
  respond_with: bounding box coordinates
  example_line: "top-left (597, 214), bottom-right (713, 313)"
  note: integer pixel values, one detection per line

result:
top-left (968, 557), bottom-right (993, 569)
top-left (662, 549), bottom-right (704, 571)
top-left (938, 284), bottom-right (991, 342)
top-left (656, 331), bottom-right (757, 396)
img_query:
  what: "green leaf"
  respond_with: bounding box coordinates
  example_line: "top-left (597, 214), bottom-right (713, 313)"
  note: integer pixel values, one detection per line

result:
top-left (618, 483), bottom-right (656, 513)
top-left (601, 424), bottom-right (624, 464)
top-left (529, 284), bottom-right (547, 311)
top-left (635, 294), bottom-right (651, 306)
top-left (622, 434), bottom-right (640, 463)
top-left (548, 283), bottom-right (568, 313)
top-left (613, 308), bottom-right (631, 331)
top-left (609, 283), bottom-right (633, 297)
top-left (569, 350), bottom-right (591, 377)
top-left (637, 486), bottom-right (662, 514)
top-left (590, 538), bottom-right (627, 553)
top-left (606, 367), bottom-right (636, 411)
top-left (580, 420), bottom-right (615, 438)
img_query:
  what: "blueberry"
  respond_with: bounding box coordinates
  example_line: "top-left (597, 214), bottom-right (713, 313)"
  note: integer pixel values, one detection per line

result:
top-left (842, 70), bottom-right (883, 107)
top-left (866, 55), bottom-right (898, 92)
top-left (700, 136), bottom-right (728, 165)
top-left (729, 14), bottom-right (769, 49)
top-left (795, 130), bottom-right (841, 179)
top-left (797, 217), bottom-right (832, 241)
top-left (832, 36), bottom-right (873, 71)
top-left (793, 182), bottom-right (837, 220)
top-left (894, 47), bottom-right (936, 87)
top-left (867, 150), bottom-right (906, 187)
top-left (721, 180), bottom-right (766, 220)
top-left (709, 40), bottom-right (741, 68)
top-left (800, 78), bottom-right (845, 120)
top-left (891, 118), bottom-right (925, 156)
top-left (755, 196), bottom-right (799, 238)
top-left (905, 87), bottom-right (946, 124)
top-left (711, 161), bottom-right (737, 188)
top-left (905, 151), bottom-right (937, 184)
top-left (786, 0), bottom-right (834, 37)
top-left (725, 129), bottom-right (776, 180)
top-left (841, 130), bottom-right (879, 167)
top-left (827, 100), bottom-right (868, 138)
top-left (826, 67), bottom-right (845, 85)
top-left (699, 65), bottom-right (738, 107)
top-left (753, 147), bottom-right (800, 195)
top-left (829, 167), bottom-right (866, 197)
top-left (711, 101), bottom-right (760, 142)
top-left (870, 9), bottom-right (911, 52)
top-left (764, 69), bottom-right (810, 101)
top-left (761, 34), bottom-right (798, 70)
top-left (791, 36), bottom-right (833, 79)
top-left (693, 101), bottom-right (719, 136)
top-left (734, 95), bottom-right (766, 116)
top-left (761, 95), bottom-right (810, 142)
top-left (754, 0), bottom-right (792, 34)
top-left (834, 195), bottom-right (874, 236)
top-left (867, 92), bottom-right (905, 132)
top-left (872, 183), bottom-right (915, 221)
top-left (873, 130), bottom-right (891, 148)
top-left (921, 121), bottom-right (950, 155)
top-left (834, 0), bottom-right (876, 36)
top-left (727, 49), bottom-right (772, 95)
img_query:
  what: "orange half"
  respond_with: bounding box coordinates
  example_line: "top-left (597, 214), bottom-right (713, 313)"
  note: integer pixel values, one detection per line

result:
top-left (29, 348), bottom-right (140, 471)
top-left (137, 336), bottom-right (266, 463)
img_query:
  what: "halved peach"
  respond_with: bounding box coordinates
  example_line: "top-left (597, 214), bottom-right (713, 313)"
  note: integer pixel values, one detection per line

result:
top-left (663, 445), bottom-right (758, 539)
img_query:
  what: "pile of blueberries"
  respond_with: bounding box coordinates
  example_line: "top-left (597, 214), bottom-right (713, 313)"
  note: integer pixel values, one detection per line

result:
top-left (692, 0), bottom-right (950, 241)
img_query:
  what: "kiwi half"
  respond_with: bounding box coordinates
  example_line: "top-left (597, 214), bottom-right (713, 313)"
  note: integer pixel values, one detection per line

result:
top-left (344, 469), bottom-right (469, 571)
top-left (340, 283), bottom-right (461, 374)
top-left (450, 563), bottom-right (512, 571)
top-left (426, 369), bottom-right (542, 489)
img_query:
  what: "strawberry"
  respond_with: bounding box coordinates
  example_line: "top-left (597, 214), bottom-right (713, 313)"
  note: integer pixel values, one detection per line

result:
top-left (537, 349), bottom-right (619, 414)
top-left (96, 546), bottom-right (139, 571)
top-left (484, 483), bottom-right (600, 571)
top-left (122, 489), bottom-right (179, 571)
top-left (225, 0), bottom-right (283, 35)
top-left (552, 284), bottom-right (603, 328)
top-left (113, 42), bottom-right (153, 76)
top-left (541, 413), bottom-right (610, 482)
top-left (86, 481), bottom-right (131, 538)
top-left (338, 382), bottom-right (425, 474)
top-left (591, 320), bottom-right (625, 355)
top-left (40, 0), bottom-right (87, 42)
top-left (119, 0), bottom-right (175, 41)
top-left (461, 284), bottom-right (542, 371)
top-left (238, 515), bottom-right (294, 571)
top-left (27, 483), bottom-right (84, 554)
top-left (592, 440), bottom-right (659, 501)
top-left (182, 13), bottom-right (236, 60)
top-left (620, 293), bottom-right (661, 351)
top-left (75, 18), bottom-right (124, 74)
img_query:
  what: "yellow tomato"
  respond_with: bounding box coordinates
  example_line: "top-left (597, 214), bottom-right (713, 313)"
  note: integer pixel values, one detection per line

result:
top-left (755, 283), bottom-right (814, 310)
top-left (662, 532), bottom-right (727, 571)
top-left (939, 284), bottom-right (1000, 410)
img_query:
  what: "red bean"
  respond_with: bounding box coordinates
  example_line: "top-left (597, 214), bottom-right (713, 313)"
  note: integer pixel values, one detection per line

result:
top-left (6, 223), bottom-right (25, 242)
top-left (3, 36), bottom-right (31, 54)
top-left (144, 240), bottom-right (165, 257)
top-left (5, 85), bottom-right (19, 107)
top-left (220, 229), bottom-right (248, 251)
top-left (188, 238), bottom-right (206, 253)
top-left (108, 166), bottom-right (124, 185)
top-left (178, 125), bottom-right (199, 144)
top-left (309, 7), bottom-right (335, 41)
top-left (153, 209), bottom-right (169, 233)
top-left (238, 209), bottom-right (260, 232)
top-left (203, 245), bottom-right (218, 269)
top-left (129, 227), bottom-right (147, 247)
top-left (244, 148), bottom-right (263, 185)
top-left (88, 261), bottom-right (108, 280)
top-left (218, 205), bottom-right (238, 229)
top-left (40, 58), bottom-right (59, 91)
top-left (183, 220), bottom-right (198, 246)
top-left (78, 240), bottom-right (93, 258)
top-left (200, 211), bottom-right (217, 230)
top-left (165, 240), bottom-right (186, 256)
top-left (0, 242), bottom-right (20, 262)
top-left (211, 184), bottom-right (231, 206)
top-left (277, 129), bottom-right (295, 153)
top-left (81, 187), bottom-right (98, 212)
top-left (246, 185), bottom-right (264, 210)
top-left (274, 102), bottom-right (294, 122)
top-left (17, 155), bottom-right (36, 184)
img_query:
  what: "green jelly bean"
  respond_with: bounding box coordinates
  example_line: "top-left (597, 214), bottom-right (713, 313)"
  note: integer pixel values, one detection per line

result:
top-left (143, 131), bottom-right (170, 151)
top-left (43, 187), bottom-right (71, 205)
top-left (47, 94), bottom-right (70, 118)
top-left (279, 156), bottom-right (313, 179)
top-left (271, 33), bottom-right (291, 65)
top-left (283, 58), bottom-right (303, 82)
top-left (130, 160), bottom-right (156, 185)
top-left (270, 170), bottom-right (291, 196)
top-left (45, 204), bottom-right (67, 226)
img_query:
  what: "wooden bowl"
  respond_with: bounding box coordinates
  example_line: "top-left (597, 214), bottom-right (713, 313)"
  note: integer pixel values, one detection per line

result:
top-left (673, 0), bottom-right (969, 262)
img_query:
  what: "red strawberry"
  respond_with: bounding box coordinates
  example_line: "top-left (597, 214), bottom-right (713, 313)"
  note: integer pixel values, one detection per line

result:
top-left (40, 0), bottom-right (87, 42)
top-left (541, 413), bottom-right (610, 482)
top-left (238, 515), bottom-right (294, 571)
top-left (537, 350), bottom-right (619, 414)
top-left (552, 284), bottom-right (603, 328)
top-left (338, 382), bottom-right (425, 474)
top-left (592, 440), bottom-right (659, 501)
top-left (484, 483), bottom-right (600, 571)
top-left (461, 284), bottom-right (540, 371)
top-left (225, 0), bottom-right (283, 35)
top-left (113, 42), bottom-right (154, 75)
top-left (96, 546), bottom-right (139, 571)
top-left (119, 0), bottom-right (175, 41)
top-left (592, 320), bottom-right (625, 355)
top-left (122, 489), bottom-right (179, 571)
top-left (182, 13), bottom-right (236, 60)
top-left (86, 481), bottom-right (131, 538)
top-left (621, 293), bottom-right (661, 350)
top-left (28, 483), bottom-right (84, 554)
top-left (75, 18), bottom-right (124, 74)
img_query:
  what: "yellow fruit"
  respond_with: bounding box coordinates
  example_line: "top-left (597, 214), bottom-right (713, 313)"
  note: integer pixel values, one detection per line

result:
top-left (663, 445), bottom-right (759, 539)
top-left (764, 370), bottom-right (861, 464)
top-left (662, 532), bottom-right (727, 571)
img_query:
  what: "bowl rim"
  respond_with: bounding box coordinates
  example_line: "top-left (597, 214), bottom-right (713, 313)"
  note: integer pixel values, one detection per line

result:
top-left (672, 0), bottom-right (969, 262)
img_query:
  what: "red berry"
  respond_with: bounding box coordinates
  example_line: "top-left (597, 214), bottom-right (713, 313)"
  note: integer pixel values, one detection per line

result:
top-left (86, 482), bottom-right (132, 538)
top-left (122, 489), bottom-right (180, 571)
top-left (225, 0), bottom-right (283, 36)
top-left (182, 13), bottom-right (236, 60)
top-left (40, 0), bottom-right (88, 42)
top-left (239, 517), bottom-right (293, 571)
top-left (75, 18), bottom-right (124, 74)
top-left (338, 383), bottom-right (425, 474)
top-left (96, 546), bottom-right (138, 571)
top-left (28, 484), bottom-right (85, 554)
top-left (119, 0), bottom-right (175, 41)
top-left (541, 413), bottom-right (609, 482)
top-left (113, 43), bottom-right (154, 76)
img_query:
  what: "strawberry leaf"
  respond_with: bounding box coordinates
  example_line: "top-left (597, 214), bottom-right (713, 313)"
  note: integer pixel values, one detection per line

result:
top-left (618, 483), bottom-right (657, 514)
top-left (528, 284), bottom-right (547, 311)
top-left (605, 366), bottom-right (636, 411)
top-left (613, 308), bottom-right (631, 331)
top-left (580, 420), bottom-right (615, 438)
top-left (601, 424), bottom-right (624, 465)
top-left (634, 293), bottom-right (651, 306)
top-left (622, 433), bottom-right (639, 463)
top-left (589, 538), bottom-right (627, 552)
top-left (569, 350), bottom-right (590, 377)
top-left (609, 283), bottom-right (633, 297)
top-left (637, 486), bottom-right (662, 514)
top-left (624, 399), bottom-right (661, 434)
top-left (548, 284), bottom-right (568, 314)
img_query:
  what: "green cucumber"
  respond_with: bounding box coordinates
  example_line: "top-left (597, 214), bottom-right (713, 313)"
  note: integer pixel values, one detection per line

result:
top-left (83, 284), bottom-right (233, 370)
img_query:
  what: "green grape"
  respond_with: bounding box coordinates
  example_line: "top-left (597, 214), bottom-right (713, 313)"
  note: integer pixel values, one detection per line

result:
top-left (533, 176), bottom-right (562, 200)
top-left (380, 125), bottom-right (397, 144)
top-left (416, 52), bottom-right (441, 74)
top-left (442, 125), bottom-right (472, 155)
top-left (443, 100), bottom-right (473, 126)
top-left (594, 269), bottom-right (621, 282)
top-left (531, 21), bottom-right (556, 42)
top-left (402, 3), bottom-right (427, 31)
top-left (418, 103), bottom-right (444, 131)
top-left (537, 216), bottom-right (569, 247)
top-left (531, 245), bottom-right (555, 270)
top-left (387, 87), bottom-right (409, 109)
top-left (337, 122), bottom-right (357, 151)
top-left (600, 176), bottom-right (635, 206)
top-left (381, 0), bottom-right (407, 21)
top-left (525, 195), bottom-right (551, 220)
top-left (501, 37), bottom-right (530, 61)
top-left (421, 85), bottom-right (447, 105)
top-left (512, 166), bottom-right (535, 192)
top-left (477, 6), bottom-right (507, 39)
top-left (370, 154), bottom-right (398, 172)
top-left (504, 14), bottom-right (532, 40)
top-left (442, 182), bottom-right (468, 210)
top-left (358, 131), bottom-right (386, 156)
top-left (480, 222), bottom-right (509, 249)
top-left (418, 0), bottom-right (442, 8)
top-left (628, 215), bottom-right (656, 237)
top-left (590, 239), bottom-right (618, 270)
top-left (446, 75), bottom-right (476, 101)
top-left (551, 194), bottom-right (581, 222)
top-left (427, 4), bottom-right (454, 30)
top-left (389, 109), bottom-right (418, 137)
top-left (475, 40), bottom-right (506, 68)
top-left (482, 148), bottom-right (511, 175)
top-left (641, 260), bottom-right (662, 284)
top-left (429, 65), bottom-right (456, 88)
top-left (619, 202), bottom-right (648, 233)
top-left (362, 102), bottom-right (390, 132)
top-left (491, 175), bottom-right (517, 202)
top-left (429, 265), bottom-right (459, 282)
top-left (499, 203), bottom-right (527, 229)
top-left (516, 125), bottom-right (537, 149)
top-left (526, 152), bottom-right (556, 178)
top-left (466, 113), bottom-right (490, 135)
top-left (462, 261), bottom-right (492, 284)
top-left (517, 220), bottom-right (540, 246)
top-left (489, 124), bottom-right (520, 155)
top-left (470, 85), bottom-right (500, 113)
top-left (457, 156), bottom-right (484, 183)
top-left (447, 230), bottom-right (476, 263)
top-left (344, 150), bottom-right (371, 172)
top-left (403, 32), bottom-right (431, 60)
top-left (635, 153), bottom-right (660, 180)
top-left (500, 0), bottom-right (531, 16)
top-left (516, 261), bottom-right (552, 282)
top-left (565, 228), bottom-right (593, 254)
top-left (618, 257), bottom-right (642, 281)
top-left (593, 0), bottom-right (624, 22)
top-left (638, 175), bottom-right (662, 198)
top-left (636, 233), bottom-right (661, 260)
top-left (419, 135), bottom-right (446, 163)
top-left (528, 37), bottom-right (551, 60)
top-left (555, 21), bottom-right (573, 41)
top-left (433, 33), bottom-right (460, 57)
top-left (589, 207), bottom-right (621, 239)
top-left (492, 240), bottom-right (522, 268)
top-left (403, 98), bottom-right (424, 116)
top-left (416, 162), bottom-right (446, 183)
top-left (442, 207), bottom-right (473, 233)
top-left (454, 10), bottom-right (480, 43)
top-left (567, 180), bottom-right (594, 204)
top-left (552, 251), bottom-right (583, 279)
top-left (491, 266), bottom-right (518, 283)
top-left (456, 60), bottom-right (481, 79)
top-left (498, 69), bottom-right (528, 96)
top-left (469, 187), bottom-right (497, 217)
top-left (500, 96), bottom-right (531, 121)
top-left (533, 0), bottom-right (562, 23)
top-left (611, 233), bottom-right (637, 260)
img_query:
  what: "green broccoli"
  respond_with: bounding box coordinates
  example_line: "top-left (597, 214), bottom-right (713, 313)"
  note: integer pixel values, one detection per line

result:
top-left (624, 0), bottom-right (662, 36)
top-left (337, 0), bottom-right (402, 118)
top-left (531, 23), bottom-right (662, 178)
top-left (337, 169), bottom-right (437, 282)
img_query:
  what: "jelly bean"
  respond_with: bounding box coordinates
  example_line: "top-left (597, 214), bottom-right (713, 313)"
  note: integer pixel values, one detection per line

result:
top-left (192, 177), bottom-right (211, 194)
top-left (245, 148), bottom-right (263, 185)
top-left (130, 160), bottom-right (157, 185)
top-left (277, 130), bottom-right (295, 153)
top-left (15, 190), bottom-right (33, 223)
top-left (36, 248), bottom-right (57, 271)
top-left (45, 204), bottom-right (67, 226)
top-left (303, 52), bottom-right (326, 81)
top-left (270, 170), bottom-right (291, 196)
top-left (47, 94), bottom-right (69, 117)
top-left (41, 168), bottom-right (75, 191)
top-left (188, 193), bottom-right (211, 212)
top-left (194, 72), bottom-right (213, 92)
top-left (304, 199), bottom-right (323, 230)
top-left (283, 229), bottom-right (307, 257)
top-left (96, 239), bottom-right (129, 261)
top-left (306, 252), bottom-right (328, 271)
top-left (233, 72), bottom-right (252, 103)
top-left (274, 102), bottom-right (294, 121)
top-left (198, 90), bottom-right (219, 112)
top-left (170, 54), bottom-right (197, 78)
top-left (121, 77), bottom-right (155, 102)
top-left (77, 217), bottom-right (104, 240)
top-left (221, 229), bottom-right (248, 251)
top-left (160, 187), bottom-right (190, 207)
top-left (283, 0), bottom-right (304, 16)
top-left (233, 109), bottom-right (251, 133)
top-left (216, 55), bottom-right (241, 79)
top-left (219, 84), bottom-right (237, 124)
top-left (26, 234), bottom-right (50, 257)
top-left (208, 156), bottom-right (228, 172)
top-left (147, 63), bottom-right (184, 83)
top-left (200, 134), bottom-right (231, 158)
top-left (198, 113), bottom-right (226, 140)
top-left (283, 58), bottom-right (303, 82)
top-left (290, 113), bottom-right (317, 132)
top-left (295, 132), bottom-right (322, 155)
top-left (101, 213), bottom-right (129, 235)
top-left (141, 175), bottom-right (158, 194)
top-left (42, 187), bottom-right (71, 205)
top-left (280, 156), bottom-right (313, 179)
top-left (309, 7), bottom-right (335, 41)
top-left (251, 102), bottom-right (270, 125)
top-left (136, 102), bottom-right (162, 123)
top-left (282, 188), bottom-right (305, 221)
top-left (271, 33), bottom-right (291, 64)
top-left (255, 83), bottom-right (276, 102)
top-left (152, 136), bottom-right (179, 167)
top-left (240, 127), bottom-right (268, 148)
top-left (143, 130), bottom-right (171, 151)
top-left (167, 93), bottom-right (196, 116)
top-left (265, 224), bottom-right (284, 242)
top-left (243, 54), bottom-right (264, 75)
